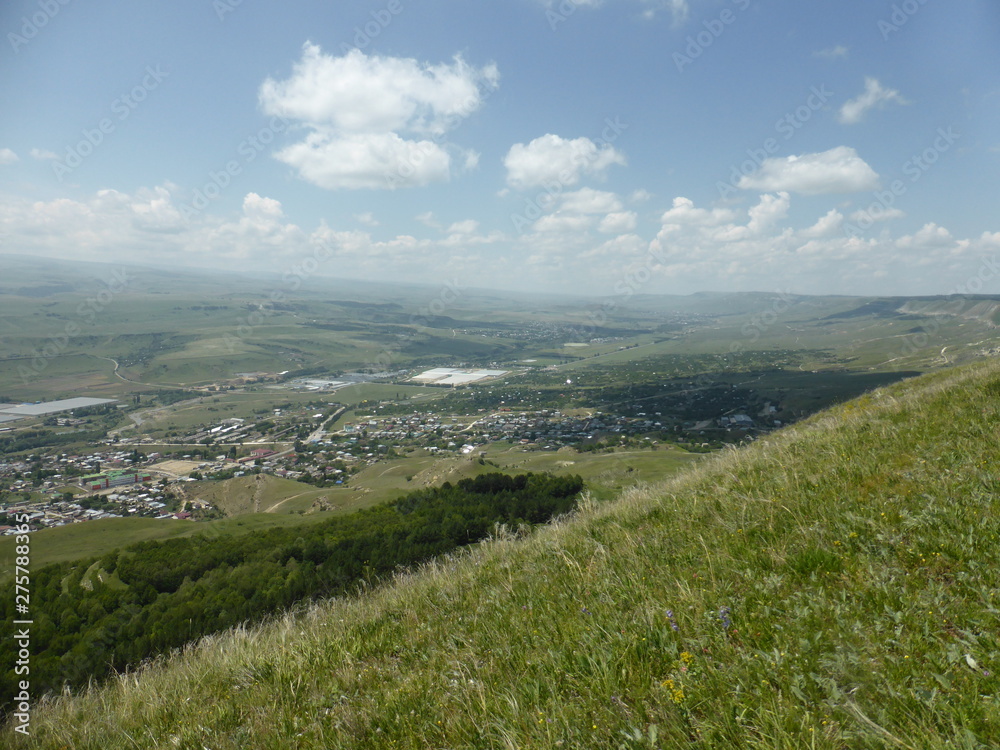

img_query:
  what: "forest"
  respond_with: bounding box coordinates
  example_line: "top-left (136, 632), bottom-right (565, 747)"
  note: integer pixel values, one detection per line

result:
top-left (0, 472), bottom-right (583, 717)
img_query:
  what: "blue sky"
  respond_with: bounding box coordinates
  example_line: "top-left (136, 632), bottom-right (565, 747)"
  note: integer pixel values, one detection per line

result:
top-left (1, 0), bottom-right (998, 297)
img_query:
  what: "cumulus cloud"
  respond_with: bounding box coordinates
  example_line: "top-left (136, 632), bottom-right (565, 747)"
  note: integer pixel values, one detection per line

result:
top-left (504, 134), bottom-right (625, 189)
top-left (415, 211), bottom-right (441, 229)
top-left (259, 44), bottom-right (498, 190)
top-left (642, 194), bottom-right (994, 295)
top-left (0, 184), bottom-right (510, 282)
top-left (0, 148), bottom-right (18, 164)
top-left (737, 146), bottom-right (879, 195)
top-left (598, 211), bottom-right (638, 234)
top-left (559, 188), bottom-right (623, 215)
top-left (447, 219), bottom-right (479, 234)
top-left (839, 77), bottom-right (908, 125)
top-left (242, 192), bottom-right (284, 220)
top-left (4, 182), bottom-right (997, 297)
top-left (660, 196), bottom-right (736, 229)
top-left (275, 132), bottom-right (451, 190)
top-left (29, 148), bottom-right (57, 160)
top-left (801, 209), bottom-right (844, 238)
top-left (813, 45), bottom-right (849, 59)
top-left (896, 223), bottom-right (956, 250)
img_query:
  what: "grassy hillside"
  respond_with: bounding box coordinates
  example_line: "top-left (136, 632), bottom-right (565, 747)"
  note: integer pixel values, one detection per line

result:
top-left (13, 359), bottom-right (1000, 748)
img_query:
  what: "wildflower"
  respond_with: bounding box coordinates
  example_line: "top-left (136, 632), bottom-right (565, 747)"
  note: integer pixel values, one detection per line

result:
top-left (666, 609), bottom-right (679, 631)
top-left (719, 606), bottom-right (732, 630)
top-left (679, 651), bottom-right (693, 664)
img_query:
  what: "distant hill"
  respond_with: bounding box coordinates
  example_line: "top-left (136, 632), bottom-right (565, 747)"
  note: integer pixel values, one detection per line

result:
top-left (13, 357), bottom-right (1000, 748)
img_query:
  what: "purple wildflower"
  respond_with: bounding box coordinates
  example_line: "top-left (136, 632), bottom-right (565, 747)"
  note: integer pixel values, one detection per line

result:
top-left (666, 609), bottom-right (679, 631)
top-left (719, 606), bottom-right (732, 630)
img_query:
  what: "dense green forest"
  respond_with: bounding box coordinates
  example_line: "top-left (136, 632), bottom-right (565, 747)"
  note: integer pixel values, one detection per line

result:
top-left (0, 473), bottom-right (582, 716)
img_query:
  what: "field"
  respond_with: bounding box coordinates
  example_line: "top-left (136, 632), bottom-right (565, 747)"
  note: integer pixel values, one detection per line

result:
top-left (0, 445), bottom-right (703, 570)
top-left (14, 343), bottom-right (1000, 748)
top-left (4, 256), bottom-right (1000, 610)
top-left (0, 506), bottom-right (372, 572)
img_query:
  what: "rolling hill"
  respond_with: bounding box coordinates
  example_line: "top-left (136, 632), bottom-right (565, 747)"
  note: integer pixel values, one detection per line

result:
top-left (9, 359), bottom-right (1000, 748)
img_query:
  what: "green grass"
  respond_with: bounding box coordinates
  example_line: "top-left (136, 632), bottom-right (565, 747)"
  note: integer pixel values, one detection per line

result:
top-left (0, 510), bottom-right (361, 571)
top-left (14, 359), bottom-right (1000, 747)
top-left (0, 446), bottom-right (696, 570)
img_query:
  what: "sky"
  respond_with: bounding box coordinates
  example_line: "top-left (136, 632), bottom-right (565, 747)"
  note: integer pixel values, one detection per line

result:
top-left (1, 0), bottom-right (999, 298)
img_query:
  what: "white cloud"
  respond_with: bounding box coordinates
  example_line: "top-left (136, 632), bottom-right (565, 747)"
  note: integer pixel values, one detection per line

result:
top-left (259, 44), bottom-right (498, 190)
top-left (801, 209), bottom-right (844, 238)
top-left (242, 192), bottom-right (284, 220)
top-left (747, 192), bottom-right (790, 234)
top-left (598, 211), bottom-right (638, 234)
top-left (737, 146), bottom-right (880, 195)
top-left (260, 45), bottom-right (498, 136)
top-left (813, 45), bottom-right (849, 59)
top-left (416, 211), bottom-right (441, 229)
top-left (354, 211), bottom-right (378, 227)
top-left (532, 213), bottom-right (595, 234)
top-left (447, 219), bottom-right (479, 234)
top-left (642, 194), bottom-right (995, 295)
top-left (896, 223), bottom-right (956, 250)
top-left (839, 77), bottom-right (908, 125)
top-left (0, 148), bottom-right (18, 164)
top-left (274, 132), bottom-right (451, 190)
top-left (715, 193), bottom-right (790, 241)
top-left (629, 188), bottom-right (652, 203)
top-left (3, 183), bottom-right (998, 297)
top-left (559, 188), bottom-right (623, 215)
top-left (29, 148), bottom-right (57, 160)
top-left (660, 196), bottom-right (736, 229)
top-left (504, 134), bottom-right (625, 189)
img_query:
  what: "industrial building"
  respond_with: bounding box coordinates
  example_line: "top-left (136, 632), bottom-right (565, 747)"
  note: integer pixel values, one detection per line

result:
top-left (80, 469), bottom-right (153, 492)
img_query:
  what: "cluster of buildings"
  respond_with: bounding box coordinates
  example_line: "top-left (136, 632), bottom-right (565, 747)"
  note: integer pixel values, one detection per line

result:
top-left (335, 409), bottom-right (669, 454)
top-left (1, 482), bottom-right (184, 535)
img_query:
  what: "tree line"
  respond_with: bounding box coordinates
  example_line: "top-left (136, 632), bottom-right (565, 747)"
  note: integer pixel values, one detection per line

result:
top-left (0, 472), bottom-right (583, 718)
